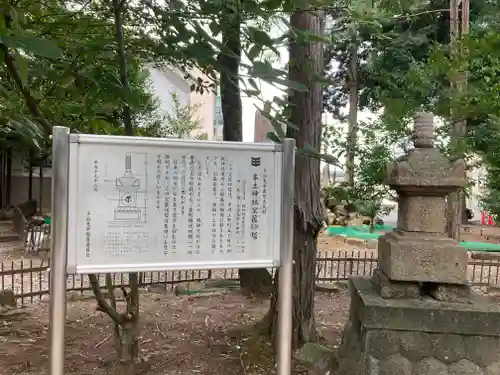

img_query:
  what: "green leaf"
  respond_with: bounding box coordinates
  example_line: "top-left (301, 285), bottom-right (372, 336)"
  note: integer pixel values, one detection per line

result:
top-left (272, 120), bottom-right (286, 139)
top-left (208, 21), bottom-right (220, 36)
top-left (247, 26), bottom-right (276, 49)
top-left (248, 78), bottom-right (259, 91)
top-left (247, 44), bottom-right (262, 61)
top-left (319, 153), bottom-right (340, 165)
top-left (297, 143), bottom-right (340, 165)
top-left (243, 89), bottom-right (261, 97)
top-left (2, 33), bottom-right (62, 59)
top-left (295, 28), bottom-right (329, 43)
top-left (90, 118), bottom-right (114, 134)
top-left (265, 131), bottom-right (282, 143)
top-left (300, 143), bottom-right (318, 155)
top-left (283, 119), bottom-right (299, 131)
top-left (272, 78), bottom-right (308, 92)
top-left (272, 95), bottom-right (287, 107)
top-left (0, 14), bottom-right (5, 30)
top-left (251, 61), bottom-right (278, 79)
top-left (15, 53), bottom-right (28, 86)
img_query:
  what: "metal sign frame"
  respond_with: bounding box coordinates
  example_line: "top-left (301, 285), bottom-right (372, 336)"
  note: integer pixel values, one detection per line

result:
top-left (66, 133), bottom-right (284, 274)
top-left (49, 127), bottom-right (295, 375)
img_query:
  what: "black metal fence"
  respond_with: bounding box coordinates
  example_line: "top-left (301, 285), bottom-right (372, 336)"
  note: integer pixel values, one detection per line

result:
top-left (1, 250), bottom-right (500, 307)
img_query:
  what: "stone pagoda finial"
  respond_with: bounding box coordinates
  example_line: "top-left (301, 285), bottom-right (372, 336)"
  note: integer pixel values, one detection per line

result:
top-left (412, 112), bottom-right (435, 148)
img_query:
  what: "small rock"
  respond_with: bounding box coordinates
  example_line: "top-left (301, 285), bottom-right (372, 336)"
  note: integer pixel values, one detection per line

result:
top-left (316, 283), bottom-right (348, 293)
top-left (326, 213), bottom-right (336, 226)
top-left (348, 218), bottom-right (365, 226)
top-left (147, 285), bottom-right (169, 294)
top-left (295, 342), bottom-right (338, 375)
top-left (0, 289), bottom-right (16, 307)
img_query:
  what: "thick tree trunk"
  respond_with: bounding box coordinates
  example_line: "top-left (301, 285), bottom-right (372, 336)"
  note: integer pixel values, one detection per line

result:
top-left (446, 0), bottom-right (468, 239)
top-left (38, 166), bottom-right (43, 214)
top-left (265, 9), bottom-right (324, 349)
top-left (28, 151), bottom-right (33, 200)
top-left (5, 149), bottom-right (11, 207)
top-left (346, 41), bottom-right (358, 186)
top-left (218, 1), bottom-right (272, 294)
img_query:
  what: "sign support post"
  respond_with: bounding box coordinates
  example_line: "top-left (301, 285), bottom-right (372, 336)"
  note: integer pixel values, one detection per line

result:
top-left (48, 130), bottom-right (295, 375)
top-left (50, 126), bottom-right (70, 375)
top-left (277, 138), bottom-right (295, 375)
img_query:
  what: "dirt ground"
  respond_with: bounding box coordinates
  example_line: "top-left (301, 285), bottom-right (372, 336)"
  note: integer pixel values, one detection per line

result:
top-left (2, 225), bottom-right (500, 375)
top-left (0, 288), bottom-right (349, 375)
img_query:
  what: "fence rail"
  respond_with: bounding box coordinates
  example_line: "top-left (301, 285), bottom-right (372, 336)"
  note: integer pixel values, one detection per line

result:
top-left (2, 250), bottom-right (500, 306)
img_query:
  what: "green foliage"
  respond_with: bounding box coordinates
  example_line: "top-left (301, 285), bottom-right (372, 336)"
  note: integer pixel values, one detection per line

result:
top-left (1, 0), bottom-right (168, 145)
top-left (151, 0), bottom-right (334, 160)
top-left (324, 180), bottom-right (394, 230)
top-left (324, 182), bottom-right (364, 207)
top-left (481, 172), bottom-right (500, 219)
top-left (357, 143), bottom-right (392, 187)
top-left (322, 117), bottom-right (397, 195)
top-left (354, 198), bottom-right (393, 220)
top-left (162, 92), bottom-right (205, 139)
top-left (323, 0), bottom-right (500, 219)
top-left (0, 0), bottom-right (339, 164)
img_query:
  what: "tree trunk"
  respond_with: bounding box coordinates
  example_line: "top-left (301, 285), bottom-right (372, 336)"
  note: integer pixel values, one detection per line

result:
top-left (28, 152), bottom-right (33, 200)
top-left (112, 0), bottom-right (140, 358)
top-left (217, 1), bottom-right (272, 295)
top-left (113, 0), bottom-right (133, 136)
top-left (446, 0), bottom-right (468, 239)
top-left (461, 196), bottom-right (469, 224)
top-left (86, 0), bottom-right (140, 364)
top-left (38, 166), bottom-right (43, 214)
top-left (265, 9), bottom-right (324, 349)
top-left (121, 272), bottom-right (140, 361)
top-left (90, 274), bottom-right (140, 364)
top-left (345, 40), bottom-right (358, 186)
top-left (5, 149), bottom-right (11, 207)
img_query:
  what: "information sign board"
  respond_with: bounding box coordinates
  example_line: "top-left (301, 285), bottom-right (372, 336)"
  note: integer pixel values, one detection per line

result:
top-left (66, 135), bottom-right (284, 274)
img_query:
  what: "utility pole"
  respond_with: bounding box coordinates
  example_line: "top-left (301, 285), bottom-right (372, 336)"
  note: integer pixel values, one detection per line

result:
top-left (446, 0), bottom-right (469, 240)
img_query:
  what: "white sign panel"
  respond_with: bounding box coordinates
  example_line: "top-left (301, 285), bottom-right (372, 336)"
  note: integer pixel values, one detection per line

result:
top-left (66, 135), bottom-right (284, 273)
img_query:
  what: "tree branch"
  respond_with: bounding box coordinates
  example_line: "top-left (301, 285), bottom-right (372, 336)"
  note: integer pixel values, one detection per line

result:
top-left (126, 273), bottom-right (139, 318)
top-left (0, 43), bottom-right (52, 135)
top-left (88, 274), bottom-right (124, 324)
top-left (105, 274), bottom-right (123, 358)
top-left (38, 53), bottom-right (83, 103)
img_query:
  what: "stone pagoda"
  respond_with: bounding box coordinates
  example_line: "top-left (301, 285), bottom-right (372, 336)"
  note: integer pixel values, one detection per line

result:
top-left (338, 112), bottom-right (500, 375)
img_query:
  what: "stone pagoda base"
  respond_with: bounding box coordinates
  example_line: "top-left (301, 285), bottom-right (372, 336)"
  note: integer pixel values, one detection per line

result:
top-left (338, 277), bottom-right (500, 375)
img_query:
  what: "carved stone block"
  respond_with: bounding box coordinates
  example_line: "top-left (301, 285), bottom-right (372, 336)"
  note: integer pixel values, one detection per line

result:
top-left (397, 195), bottom-right (446, 233)
top-left (378, 231), bottom-right (468, 284)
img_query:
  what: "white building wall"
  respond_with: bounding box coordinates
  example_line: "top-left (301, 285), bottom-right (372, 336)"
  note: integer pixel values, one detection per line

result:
top-left (148, 66), bottom-right (191, 117)
top-left (467, 164), bottom-right (487, 219)
top-left (148, 65), bottom-right (216, 139)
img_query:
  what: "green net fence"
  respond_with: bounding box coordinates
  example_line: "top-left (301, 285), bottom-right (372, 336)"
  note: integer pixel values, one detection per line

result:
top-left (327, 226), bottom-right (500, 252)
